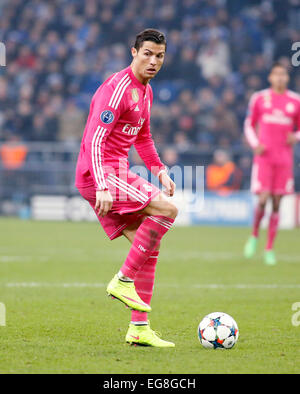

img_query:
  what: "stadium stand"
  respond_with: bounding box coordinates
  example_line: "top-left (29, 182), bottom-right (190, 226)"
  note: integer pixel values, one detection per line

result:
top-left (0, 0), bottom-right (300, 200)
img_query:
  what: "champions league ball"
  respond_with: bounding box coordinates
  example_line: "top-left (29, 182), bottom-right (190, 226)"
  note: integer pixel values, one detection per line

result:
top-left (198, 312), bottom-right (239, 349)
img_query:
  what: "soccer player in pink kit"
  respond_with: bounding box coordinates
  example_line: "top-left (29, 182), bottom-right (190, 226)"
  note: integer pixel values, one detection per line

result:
top-left (76, 29), bottom-right (177, 347)
top-left (244, 63), bottom-right (300, 265)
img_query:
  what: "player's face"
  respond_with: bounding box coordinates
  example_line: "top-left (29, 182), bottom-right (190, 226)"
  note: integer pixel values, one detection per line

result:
top-left (268, 67), bottom-right (289, 91)
top-left (131, 41), bottom-right (166, 80)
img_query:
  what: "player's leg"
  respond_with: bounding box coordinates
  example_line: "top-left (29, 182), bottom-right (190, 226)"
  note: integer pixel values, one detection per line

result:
top-left (117, 192), bottom-right (177, 281)
top-left (122, 221), bottom-right (159, 324)
top-left (264, 194), bottom-right (282, 265)
top-left (106, 169), bottom-right (177, 312)
top-left (77, 184), bottom-right (152, 312)
top-left (122, 219), bottom-right (159, 323)
top-left (139, 191), bottom-right (178, 218)
top-left (253, 191), bottom-right (269, 237)
top-left (244, 191), bottom-right (269, 259)
top-left (244, 159), bottom-right (271, 259)
top-left (264, 163), bottom-right (294, 265)
top-left (122, 223), bottom-right (174, 347)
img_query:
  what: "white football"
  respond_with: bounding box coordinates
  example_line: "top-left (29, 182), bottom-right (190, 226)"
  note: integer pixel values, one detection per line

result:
top-left (198, 312), bottom-right (239, 349)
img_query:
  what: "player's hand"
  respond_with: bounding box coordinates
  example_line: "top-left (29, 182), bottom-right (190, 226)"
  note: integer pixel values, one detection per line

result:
top-left (287, 133), bottom-right (298, 146)
top-left (95, 190), bottom-right (113, 217)
top-left (159, 171), bottom-right (176, 197)
top-left (253, 144), bottom-right (265, 155)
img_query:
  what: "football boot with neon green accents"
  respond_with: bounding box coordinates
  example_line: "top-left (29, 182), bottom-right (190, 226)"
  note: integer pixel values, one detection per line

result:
top-left (264, 249), bottom-right (277, 266)
top-left (244, 235), bottom-right (258, 259)
top-left (106, 274), bottom-right (151, 312)
top-left (125, 322), bottom-right (175, 348)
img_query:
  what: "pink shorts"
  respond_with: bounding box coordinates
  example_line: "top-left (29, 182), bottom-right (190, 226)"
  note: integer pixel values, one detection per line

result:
top-left (251, 158), bottom-right (294, 195)
top-left (77, 169), bottom-right (161, 240)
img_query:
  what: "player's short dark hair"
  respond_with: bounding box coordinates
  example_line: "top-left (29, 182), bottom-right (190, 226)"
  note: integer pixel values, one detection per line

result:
top-left (134, 29), bottom-right (167, 52)
top-left (270, 62), bottom-right (288, 73)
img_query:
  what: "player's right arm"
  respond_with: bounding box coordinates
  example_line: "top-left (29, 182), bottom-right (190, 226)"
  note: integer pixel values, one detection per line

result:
top-left (244, 92), bottom-right (265, 155)
top-left (84, 80), bottom-right (126, 216)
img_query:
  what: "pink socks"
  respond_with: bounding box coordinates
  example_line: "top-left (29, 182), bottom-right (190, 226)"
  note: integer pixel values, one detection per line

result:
top-left (120, 215), bottom-right (174, 325)
top-left (266, 212), bottom-right (279, 250)
top-left (252, 204), bottom-right (280, 250)
top-left (120, 215), bottom-right (174, 279)
top-left (252, 205), bottom-right (265, 238)
top-left (131, 250), bottom-right (159, 323)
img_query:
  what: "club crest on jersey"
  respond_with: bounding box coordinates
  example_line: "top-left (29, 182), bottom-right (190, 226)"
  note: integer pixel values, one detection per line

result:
top-left (264, 101), bottom-right (271, 109)
top-left (263, 92), bottom-right (271, 108)
top-left (286, 102), bottom-right (295, 113)
top-left (131, 88), bottom-right (139, 103)
top-left (100, 110), bottom-right (114, 124)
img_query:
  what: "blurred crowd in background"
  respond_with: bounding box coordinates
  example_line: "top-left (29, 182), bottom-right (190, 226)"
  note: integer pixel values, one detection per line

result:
top-left (0, 0), bottom-right (300, 193)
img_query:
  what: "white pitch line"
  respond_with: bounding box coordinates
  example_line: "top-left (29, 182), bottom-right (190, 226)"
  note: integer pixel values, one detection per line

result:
top-left (3, 282), bottom-right (300, 289)
top-left (192, 284), bottom-right (300, 289)
top-left (0, 256), bottom-right (49, 263)
top-left (1, 252), bottom-right (299, 263)
top-left (4, 282), bottom-right (105, 288)
top-left (162, 251), bottom-right (300, 263)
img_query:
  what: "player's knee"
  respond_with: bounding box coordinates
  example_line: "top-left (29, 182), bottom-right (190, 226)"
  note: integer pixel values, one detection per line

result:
top-left (144, 197), bottom-right (178, 219)
top-left (259, 201), bottom-right (267, 210)
top-left (272, 202), bottom-right (280, 213)
top-left (272, 196), bottom-right (281, 213)
top-left (258, 195), bottom-right (269, 209)
top-left (166, 202), bottom-right (178, 219)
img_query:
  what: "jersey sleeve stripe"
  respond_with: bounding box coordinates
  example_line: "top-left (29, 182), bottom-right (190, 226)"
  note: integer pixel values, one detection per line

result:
top-left (248, 92), bottom-right (260, 111)
top-left (91, 125), bottom-right (102, 189)
top-left (96, 127), bottom-right (108, 189)
top-left (244, 118), bottom-right (259, 148)
top-left (94, 126), bottom-right (106, 189)
top-left (113, 78), bottom-right (132, 110)
top-left (92, 126), bottom-right (107, 189)
top-left (108, 74), bottom-right (129, 107)
top-left (111, 76), bottom-right (131, 109)
top-left (287, 90), bottom-right (300, 101)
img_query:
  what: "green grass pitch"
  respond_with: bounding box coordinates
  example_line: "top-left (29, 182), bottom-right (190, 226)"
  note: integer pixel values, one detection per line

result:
top-left (0, 218), bottom-right (300, 374)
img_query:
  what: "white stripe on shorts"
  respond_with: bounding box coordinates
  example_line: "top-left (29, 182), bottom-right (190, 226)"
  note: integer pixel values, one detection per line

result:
top-left (107, 177), bottom-right (147, 204)
top-left (107, 174), bottom-right (149, 202)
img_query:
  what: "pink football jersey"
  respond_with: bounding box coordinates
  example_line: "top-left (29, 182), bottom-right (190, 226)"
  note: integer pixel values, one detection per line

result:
top-left (75, 66), bottom-right (165, 190)
top-left (244, 88), bottom-right (300, 164)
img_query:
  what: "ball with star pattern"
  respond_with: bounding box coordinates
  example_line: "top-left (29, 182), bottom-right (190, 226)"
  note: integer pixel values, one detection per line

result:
top-left (198, 312), bottom-right (239, 349)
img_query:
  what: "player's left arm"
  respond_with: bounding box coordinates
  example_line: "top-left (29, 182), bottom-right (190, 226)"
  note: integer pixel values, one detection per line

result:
top-left (287, 99), bottom-right (300, 145)
top-left (294, 99), bottom-right (300, 141)
top-left (133, 89), bottom-right (175, 197)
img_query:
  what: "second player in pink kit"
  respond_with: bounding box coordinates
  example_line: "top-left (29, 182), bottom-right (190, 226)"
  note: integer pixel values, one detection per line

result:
top-left (244, 63), bottom-right (300, 265)
top-left (76, 29), bottom-right (178, 347)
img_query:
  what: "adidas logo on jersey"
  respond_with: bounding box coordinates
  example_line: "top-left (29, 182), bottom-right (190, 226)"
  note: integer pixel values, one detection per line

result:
top-left (134, 105), bottom-right (140, 112)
